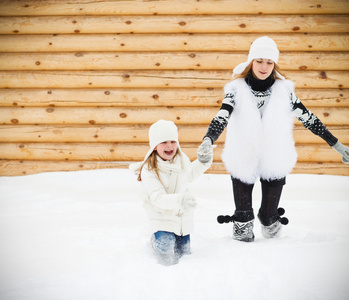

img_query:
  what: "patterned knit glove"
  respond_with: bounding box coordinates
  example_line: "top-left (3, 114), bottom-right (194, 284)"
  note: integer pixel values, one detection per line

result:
top-left (332, 142), bottom-right (349, 164)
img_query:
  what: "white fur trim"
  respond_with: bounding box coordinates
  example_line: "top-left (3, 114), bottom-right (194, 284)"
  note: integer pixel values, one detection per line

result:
top-left (222, 79), bottom-right (297, 184)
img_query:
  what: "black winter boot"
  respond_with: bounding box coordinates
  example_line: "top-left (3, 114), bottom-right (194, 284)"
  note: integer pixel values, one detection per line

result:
top-left (258, 208), bottom-right (289, 238)
top-left (258, 178), bottom-right (288, 238)
top-left (232, 210), bottom-right (255, 242)
top-left (230, 177), bottom-right (255, 242)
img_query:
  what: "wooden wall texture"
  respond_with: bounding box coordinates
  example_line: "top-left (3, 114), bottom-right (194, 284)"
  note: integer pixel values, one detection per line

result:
top-left (0, 0), bottom-right (348, 176)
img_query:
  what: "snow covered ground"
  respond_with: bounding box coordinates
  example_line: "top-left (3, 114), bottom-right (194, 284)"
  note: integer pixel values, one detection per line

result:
top-left (0, 169), bottom-right (348, 300)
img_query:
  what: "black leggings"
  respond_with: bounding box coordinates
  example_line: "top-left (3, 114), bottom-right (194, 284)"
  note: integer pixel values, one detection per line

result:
top-left (231, 177), bottom-right (286, 224)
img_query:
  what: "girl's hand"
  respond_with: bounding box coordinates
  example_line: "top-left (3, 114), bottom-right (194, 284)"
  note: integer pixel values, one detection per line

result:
top-left (182, 195), bottom-right (197, 209)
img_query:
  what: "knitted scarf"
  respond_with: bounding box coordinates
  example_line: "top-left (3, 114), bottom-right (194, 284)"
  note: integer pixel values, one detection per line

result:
top-left (245, 72), bottom-right (275, 92)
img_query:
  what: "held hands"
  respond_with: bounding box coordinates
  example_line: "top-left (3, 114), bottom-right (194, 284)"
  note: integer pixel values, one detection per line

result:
top-left (197, 137), bottom-right (216, 164)
top-left (333, 142), bottom-right (349, 164)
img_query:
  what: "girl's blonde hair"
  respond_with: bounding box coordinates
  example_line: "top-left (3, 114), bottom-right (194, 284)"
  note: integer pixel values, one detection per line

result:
top-left (136, 149), bottom-right (179, 182)
top-left (233, 61), bottom-right (285, 80)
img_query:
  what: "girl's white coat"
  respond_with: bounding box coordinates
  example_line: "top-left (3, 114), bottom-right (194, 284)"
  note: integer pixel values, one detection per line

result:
top-left (141, 153), bottom-right (210, 235)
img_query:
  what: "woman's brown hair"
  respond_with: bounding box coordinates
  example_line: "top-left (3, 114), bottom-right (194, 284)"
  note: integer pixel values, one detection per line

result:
top-left (233, 61), bottom-right (285, 80)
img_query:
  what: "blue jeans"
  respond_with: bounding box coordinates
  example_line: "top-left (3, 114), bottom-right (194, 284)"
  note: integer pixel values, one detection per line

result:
top-left (152, 231), bottom-right (191, 257)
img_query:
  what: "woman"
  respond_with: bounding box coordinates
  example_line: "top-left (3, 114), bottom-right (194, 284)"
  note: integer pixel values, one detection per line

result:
top-left (198, 36), bottom-right (349, 242)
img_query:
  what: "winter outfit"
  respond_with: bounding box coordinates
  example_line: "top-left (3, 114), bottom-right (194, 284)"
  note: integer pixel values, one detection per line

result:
top-left (222, 78), bottom-right (297, 184)
top-left (131, 120), bottom-right (213, 265)
top-left (199, 36), bottom-right (349, 242)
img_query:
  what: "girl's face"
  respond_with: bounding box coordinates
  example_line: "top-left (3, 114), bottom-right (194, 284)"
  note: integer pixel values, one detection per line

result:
top-left (155, 140), bottom-right (178, 161)
top-left (252, 59), bottom-right (275, 80)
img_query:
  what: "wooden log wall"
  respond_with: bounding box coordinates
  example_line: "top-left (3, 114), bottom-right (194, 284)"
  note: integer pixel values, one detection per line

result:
top-left (0, 0), bottom-right (348, 176)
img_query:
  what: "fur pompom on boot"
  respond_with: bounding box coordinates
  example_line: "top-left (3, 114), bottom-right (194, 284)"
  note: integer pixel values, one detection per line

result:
top-left (217, 209), bottom-right (255, 242)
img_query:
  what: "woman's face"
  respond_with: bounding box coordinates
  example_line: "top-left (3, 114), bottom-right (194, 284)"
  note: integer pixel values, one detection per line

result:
top-left (155, 140), bottom-right (178, 161)
top-left (252, 59), bottom-right (275, 80)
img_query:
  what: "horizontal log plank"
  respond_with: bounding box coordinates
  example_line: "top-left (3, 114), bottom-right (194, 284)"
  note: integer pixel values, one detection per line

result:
top-left (0, 52), bottom-right (347, 71)
top-left (1, 0), bottom-right (348, 16)
top-left (1, 107), bottom-right (348, 125)
top-left (0, 143), bottom-right (344, 163)
top-left (1, 15), bottom-right (348, 34)
top-left (1, 34), bottom-right (348, 52)
top-left (0, 125), bottom-right (348, 144)
top-left (0, 71), bottom-right (347, 89)
top-left (0, 160), bottom-right (348, 177)
top-left (0, 88), bottom-right (222, 107)
top-left (0, 88), bottom-right (348, 108)
top-left (0, 160), bottom-right (127, 176)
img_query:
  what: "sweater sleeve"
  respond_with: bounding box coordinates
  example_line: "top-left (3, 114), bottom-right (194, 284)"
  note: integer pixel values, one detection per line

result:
top-left (204, 90), bottom-right (236, 143)
top-left (291, 92), bottom-right (338, 146)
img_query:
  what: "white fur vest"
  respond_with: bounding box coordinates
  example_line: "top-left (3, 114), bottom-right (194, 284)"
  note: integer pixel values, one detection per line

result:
top-left (222, 78), bottom-right (297, 184)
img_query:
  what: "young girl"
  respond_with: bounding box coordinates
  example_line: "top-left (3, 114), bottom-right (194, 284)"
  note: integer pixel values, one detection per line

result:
top-left (131, 120), bottom-right (213, 265)
top-left (199, 36), bottom-right (349, 242)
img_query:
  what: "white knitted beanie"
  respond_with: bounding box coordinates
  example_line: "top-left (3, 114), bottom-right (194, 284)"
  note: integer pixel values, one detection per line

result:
top-left (233, 36), bottom-right (284, 79)
top-left (143, 119), bottom-right (181, 162)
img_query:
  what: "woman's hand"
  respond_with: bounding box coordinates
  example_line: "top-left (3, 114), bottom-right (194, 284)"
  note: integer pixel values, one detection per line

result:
top-left (333, 142), bottom-right (349, 164)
